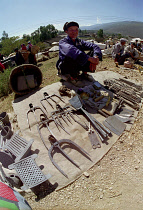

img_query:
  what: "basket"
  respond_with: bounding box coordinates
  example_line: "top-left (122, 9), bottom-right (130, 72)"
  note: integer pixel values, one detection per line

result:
top-left (31, 45), bottom-right (40, 55)
top-left (20, 50), bottom-right (30, 61)
top-left (9, 64), bottom-right (42, 95)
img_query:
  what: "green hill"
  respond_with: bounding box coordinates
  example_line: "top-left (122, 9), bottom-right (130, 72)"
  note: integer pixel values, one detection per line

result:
top-left (80, 21), bottom-right (143, 38)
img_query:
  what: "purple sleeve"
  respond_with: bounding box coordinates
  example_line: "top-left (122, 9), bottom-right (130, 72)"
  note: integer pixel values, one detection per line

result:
top-left (80, 39), bottom-right (102, 60)
top-left (59, 38), bottom-right (102, 66)
top-left (59, 39), bottom-right (89, 66)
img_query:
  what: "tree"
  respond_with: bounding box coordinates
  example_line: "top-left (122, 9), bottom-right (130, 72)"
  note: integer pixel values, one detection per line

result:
top-left (117, 33), bottom-right (122, 39)
top-left (1, 36), bottom-right (21, 56)
top-left (39, 24), bottom-right (58, 42)
top-left (97, 29), bottom-right (103, 38)
top-left (1, 31), bottom-right (8, 41)
top-left (22, 34), bottom-right (31, 42)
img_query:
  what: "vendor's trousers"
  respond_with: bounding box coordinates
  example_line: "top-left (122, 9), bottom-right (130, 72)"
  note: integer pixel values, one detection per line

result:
top-left (57, 51), bottom-right (93, 78)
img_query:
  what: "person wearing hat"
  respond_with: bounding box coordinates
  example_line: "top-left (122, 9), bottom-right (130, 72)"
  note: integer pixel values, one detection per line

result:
top-left (112, 38), bottom-right (128, 65)
top-left (27, 41), bottom-right (32, 52)
top-left (56, 21), bottom-right (102, 86)
top-left (123, 41), bottom-right (140, 62)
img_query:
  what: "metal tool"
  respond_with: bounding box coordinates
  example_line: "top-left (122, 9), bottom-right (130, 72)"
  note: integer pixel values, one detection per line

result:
top-left (40, 92), bottom-right (65, 111)
top-left (0, 125), bottom-right (7, 149)
top-left (65, 107), bottom-right (89, 131)
top-left (37, 115), bottom-right (56, 143)
top-left (69, 95), bottom-right (111, 141)
top-left (114, 114), bottom-right (131, 123)
top-left (48, 135), bottom-right (92, 178)
top-left (117, 107), bottom-right (134, 117)
top-left (56, 104), bottom-right (72, 125)
top-left (27, 103), bottom-right (47, 129)
top-left (103, 115), bottom-right (126, 136)
top-left (51, 108), bottom-right (70, 135)
top-left (88, 123), bottom-right (101, 149)
top-left (111, 99), bottom-right (124, 115)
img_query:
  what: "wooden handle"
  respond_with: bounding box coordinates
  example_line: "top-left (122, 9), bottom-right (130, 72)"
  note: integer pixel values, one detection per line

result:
top-left (101, 108), bottom-right (113, 116)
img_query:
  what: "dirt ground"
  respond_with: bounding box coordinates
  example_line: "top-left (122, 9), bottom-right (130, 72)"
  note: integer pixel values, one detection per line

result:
top-left (10, 57), bottom-right (143, 209)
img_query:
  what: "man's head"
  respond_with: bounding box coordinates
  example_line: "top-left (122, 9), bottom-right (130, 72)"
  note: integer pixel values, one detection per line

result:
top-left (131, 42), bottom-right (136, 48)
top-left (14, 47), bottom-right (18, 52)
top-left (63, 21), bottom-right (79, 40)
top-left (120, 38), bottom-right (127, 46)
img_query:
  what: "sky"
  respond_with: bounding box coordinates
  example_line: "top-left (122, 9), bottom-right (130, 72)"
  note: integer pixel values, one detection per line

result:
top-left (0, 0), bottom-right (143, 38)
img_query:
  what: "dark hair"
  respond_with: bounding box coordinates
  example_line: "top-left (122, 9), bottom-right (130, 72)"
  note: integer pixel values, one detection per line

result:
top-left (63, 21), bottom-right (79, 31)
top-left (131, 42), bottom-right (136, 46)
top-left (14, 47), bottom-right (18, 52)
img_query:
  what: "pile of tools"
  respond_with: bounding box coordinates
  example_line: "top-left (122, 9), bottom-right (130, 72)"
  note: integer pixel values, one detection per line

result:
top-left (104, 78), bottom-right (143, 110)
top-left (26, 92), bottom-right (92, 178)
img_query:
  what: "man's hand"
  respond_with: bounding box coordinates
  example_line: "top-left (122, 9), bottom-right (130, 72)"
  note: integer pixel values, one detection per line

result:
top-left (89, 63), bottom-right (97, 72)
top-left (88, 56), bottom-right (99, 72)
top-left (88, 56), bottom-right (99, 65)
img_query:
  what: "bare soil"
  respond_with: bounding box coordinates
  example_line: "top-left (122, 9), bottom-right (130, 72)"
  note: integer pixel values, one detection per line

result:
top-left (6, 57), bottom-right (143, 209)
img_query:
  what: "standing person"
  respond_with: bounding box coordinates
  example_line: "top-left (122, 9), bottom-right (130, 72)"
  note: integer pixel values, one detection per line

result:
top-left (27, 41), bottom-right (37, 65)
top-left (0, 60), bottom-right (5, 73)
top-left (21, 44), bottom-right (27, 50)
top-left (26, 41), bottom-right (32, 52)
top-left (14, 48), bottom-right (25, 66)
top-left (112, 38), bottom-right (128, 65)
top-left (0, 53), bottom-right (4, 60)
top-left (56, 21), bottom-right (102, 86)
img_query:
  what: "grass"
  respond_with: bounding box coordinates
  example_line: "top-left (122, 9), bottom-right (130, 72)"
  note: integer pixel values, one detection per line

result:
top-left (0, 67), bottom-right (12, 97)
top-left (0, 55), bottom-right (60, 113)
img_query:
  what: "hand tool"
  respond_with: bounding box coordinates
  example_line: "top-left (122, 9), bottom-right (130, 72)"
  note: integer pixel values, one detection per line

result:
top-left (51, 109), bottom-right (70, 135)
top-left (40, 92), bottom-right (65, 111)
top-left (88, 123), bottom-right (101, 149)
top-left (69, 95), bottom-right (111, 141)
top-left (103, 115), bottom-right (126, 136)
top-left (65, 107), bottom-right (89, 131)
top-left (27, 103), bottom-right (47, 129)
top-left (48, 135), bottom-right (92, 178)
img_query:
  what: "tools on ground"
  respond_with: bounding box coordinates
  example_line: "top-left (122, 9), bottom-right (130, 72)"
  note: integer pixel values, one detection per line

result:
top-left (103, 115), bottom-right (126, 136)
top-left (88, 123), bottom-right (101, 149)
top-left (51, 104), bottom-right (89, 135)
top-left (40, 92), bottom-right (65, 111)
top-left (47, 135), bottom-right (92, 178)
top-left (27, 103), bottom-right (47, 129)
top-left (104, 78), bottom-right (143, 110)
top-left (69, 95), bottom-right (111, 142)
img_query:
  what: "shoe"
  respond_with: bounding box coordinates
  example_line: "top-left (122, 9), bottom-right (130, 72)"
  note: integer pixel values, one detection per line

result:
top-left (57, 73), bottom-right (71, 81)
top-left (79, 73), bottom-right (95, 82)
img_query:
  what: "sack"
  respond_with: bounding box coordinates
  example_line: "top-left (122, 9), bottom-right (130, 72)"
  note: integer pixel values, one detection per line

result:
top-left (17, 75), bottom-right (37, 91)
top-left (124, 61), bottom-right (133, 68)
top-left (31, 45), bottom-right (39, 54)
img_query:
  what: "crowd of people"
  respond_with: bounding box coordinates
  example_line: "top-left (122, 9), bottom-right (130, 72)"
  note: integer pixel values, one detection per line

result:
top-left (56, 21), bottom-right (143, 87)
top-left (112, 38), bottom-right (142, 65)
top-left (0, 41), bottom-right (37, 73)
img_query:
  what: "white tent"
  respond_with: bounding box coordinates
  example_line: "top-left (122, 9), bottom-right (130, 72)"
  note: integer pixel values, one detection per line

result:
top-left (49, 46), bottom-right (59, 52)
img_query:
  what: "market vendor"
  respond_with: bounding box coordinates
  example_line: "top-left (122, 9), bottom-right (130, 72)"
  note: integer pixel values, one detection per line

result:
top-left (112, 38), bottom-right (128, 65)
top-left (56, 21), bottom-right (102, 86)
top-left (123, 41), bottom-right (140, 62)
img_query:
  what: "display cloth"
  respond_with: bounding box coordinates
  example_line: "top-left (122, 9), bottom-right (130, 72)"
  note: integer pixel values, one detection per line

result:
top-left (12, 71), bottom-right (139, 190)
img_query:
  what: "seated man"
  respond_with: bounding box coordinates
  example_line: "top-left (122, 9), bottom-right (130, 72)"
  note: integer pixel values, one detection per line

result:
top-left (56, 21), bottom-right (102, 86)
top-left (112, 38), bottom-right (128, 65)
top-left (123, 42), bottom-right (140, 62)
